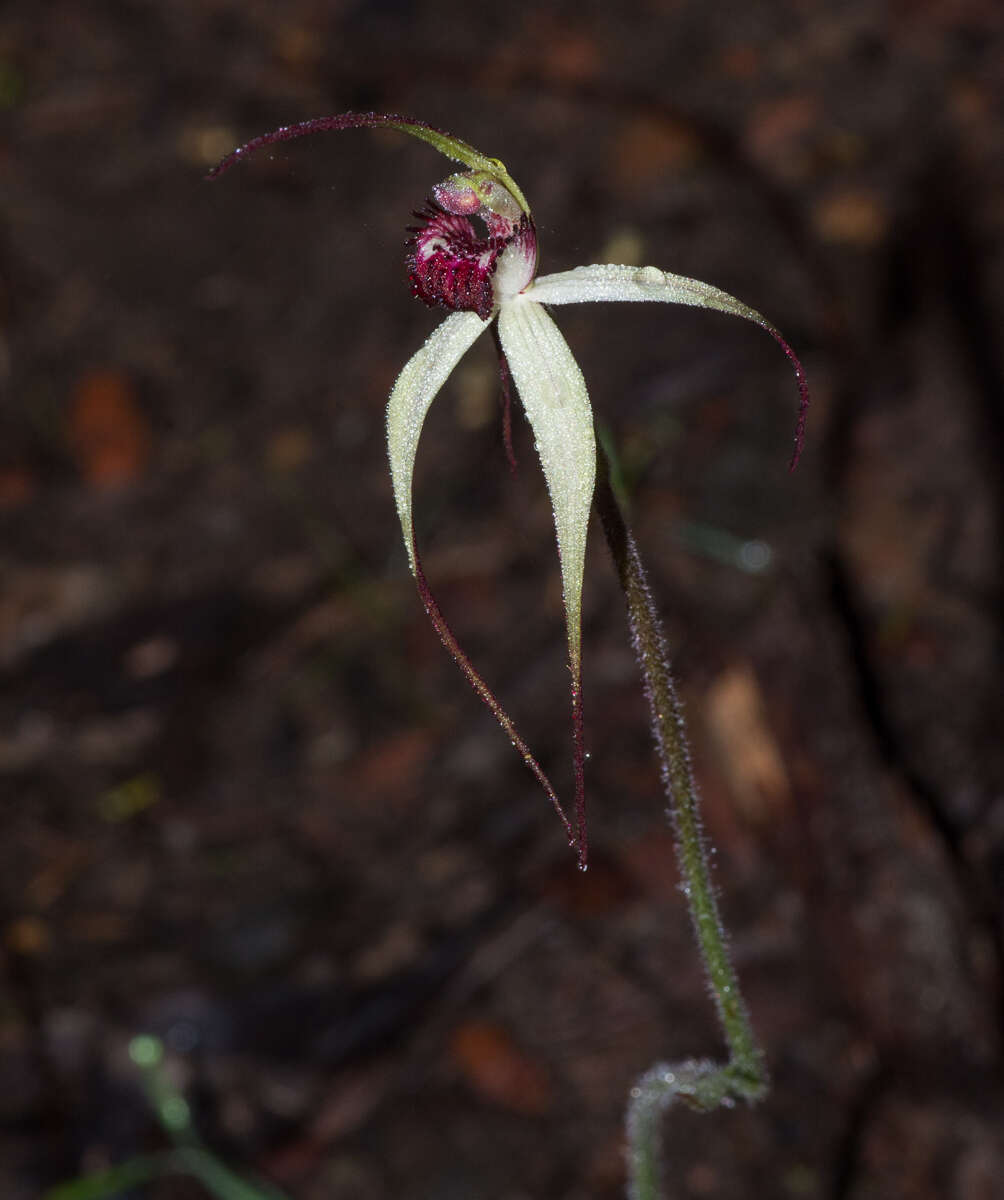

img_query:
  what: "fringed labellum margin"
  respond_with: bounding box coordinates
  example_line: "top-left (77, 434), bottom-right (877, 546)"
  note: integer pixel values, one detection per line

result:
top-left (406, 171), bottom-right (538, 321)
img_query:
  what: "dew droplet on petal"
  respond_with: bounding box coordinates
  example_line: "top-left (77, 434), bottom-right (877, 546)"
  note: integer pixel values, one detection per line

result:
top-left (634, 265), bottom-right (664, 287)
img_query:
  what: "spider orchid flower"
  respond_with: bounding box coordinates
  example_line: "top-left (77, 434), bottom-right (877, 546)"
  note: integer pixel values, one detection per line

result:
top-left (210, 113), bottom-right (808, 870)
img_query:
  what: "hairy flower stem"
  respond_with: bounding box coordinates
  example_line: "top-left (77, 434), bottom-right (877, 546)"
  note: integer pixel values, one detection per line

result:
top-left (592, 441), bottom-right (768, 1200)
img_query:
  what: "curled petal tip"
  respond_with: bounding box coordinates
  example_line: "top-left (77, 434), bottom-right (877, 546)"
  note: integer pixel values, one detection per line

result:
top-left (762, 325), bottom-right (809, 472)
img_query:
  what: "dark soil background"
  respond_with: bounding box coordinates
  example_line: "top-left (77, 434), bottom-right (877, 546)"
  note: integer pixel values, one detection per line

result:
top-left (2, 2), bottom-right (1003, 1198)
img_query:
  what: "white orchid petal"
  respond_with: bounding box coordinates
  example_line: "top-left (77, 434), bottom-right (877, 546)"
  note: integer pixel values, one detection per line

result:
top-left (388, 307), bottom-right (580, 855)
top-left (527, 263), bottom-right (810, 469)
top-left (527, 263), bottom-right (769, 323)
top-left (386, 310), bottom-right (490, 570)
top-left (497, 297), bottom-right (595, 672)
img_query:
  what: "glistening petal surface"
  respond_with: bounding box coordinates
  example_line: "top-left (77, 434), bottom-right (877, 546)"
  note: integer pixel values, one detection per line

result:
top-left (386, 310), bottom-right (489, 568)
top-left (498, 297), bottom-right (595, 860)
top-left (386, 307), bottom-right (579, 856)
top-left (526, 263), bottom-right (767, 318)
top-left (526, 264), bottom-right (809, 468)
top-left (497, 298), bottom-right (595, 671)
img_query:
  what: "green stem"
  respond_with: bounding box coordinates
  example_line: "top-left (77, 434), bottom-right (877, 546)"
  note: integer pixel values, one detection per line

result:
top-left (592, 440), bottom-right (768, 1200)
top-left (42, 1148), bottom-right (286, 1200)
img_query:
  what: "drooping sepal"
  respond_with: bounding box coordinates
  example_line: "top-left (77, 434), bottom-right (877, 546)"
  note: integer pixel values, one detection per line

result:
top-left (386, 310), bottom-right (490, 570)
top-left (385, 309), bottom-right (579, 857)
top-left (497, 297), bottom-right (596, 864)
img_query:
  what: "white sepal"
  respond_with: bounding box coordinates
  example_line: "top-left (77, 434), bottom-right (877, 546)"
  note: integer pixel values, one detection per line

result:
top-left (497, 297), bottom-right (595, 670)
top-left (386, 310), bottom-right (490, 570)
top-left (527, 263), bottom-right (770, 326)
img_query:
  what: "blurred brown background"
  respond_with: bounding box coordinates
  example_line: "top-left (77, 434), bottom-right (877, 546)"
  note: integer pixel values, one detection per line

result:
top-left (2, 1), bottom-right (1003, 1197)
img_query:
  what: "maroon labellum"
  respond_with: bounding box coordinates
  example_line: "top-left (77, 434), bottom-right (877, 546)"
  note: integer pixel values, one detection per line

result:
top-left (406, 203), bottom-right (500, 320)
top-left (406, 202), bottom-right (537, 321)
